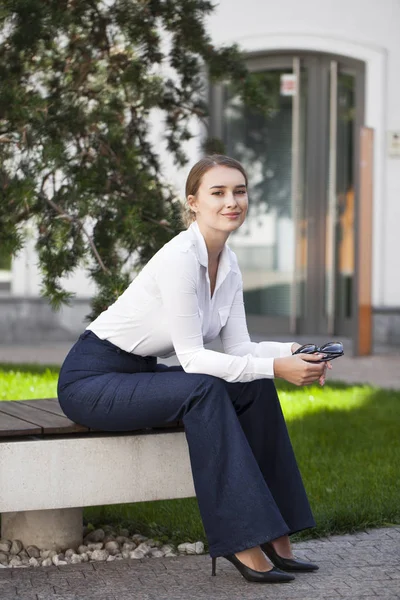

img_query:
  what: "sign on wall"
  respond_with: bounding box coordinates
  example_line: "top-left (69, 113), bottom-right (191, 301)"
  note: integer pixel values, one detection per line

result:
top-left (280, 74), bottom-right (297, 96)
top-left (388, 131), bottom-right (400, 157)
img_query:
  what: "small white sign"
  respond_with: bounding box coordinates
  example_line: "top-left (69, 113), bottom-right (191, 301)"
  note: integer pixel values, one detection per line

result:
top-left (388, 131), bottom-right (400, 157)
top-left (280, 74), bottom-right (297, 96)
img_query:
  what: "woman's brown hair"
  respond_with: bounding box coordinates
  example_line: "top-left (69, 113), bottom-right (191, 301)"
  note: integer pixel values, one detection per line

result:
top-left (182, 154), bottom-right (248, 227)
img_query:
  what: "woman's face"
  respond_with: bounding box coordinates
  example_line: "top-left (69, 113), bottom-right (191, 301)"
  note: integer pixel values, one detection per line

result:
top-left (187, 165), bottom-right (248, 235)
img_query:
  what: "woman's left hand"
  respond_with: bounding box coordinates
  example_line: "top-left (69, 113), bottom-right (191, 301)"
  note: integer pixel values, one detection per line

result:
top-left (319, 361), bottom-right (332, 386)
top-left (291, 343), bottom-right (332, 386)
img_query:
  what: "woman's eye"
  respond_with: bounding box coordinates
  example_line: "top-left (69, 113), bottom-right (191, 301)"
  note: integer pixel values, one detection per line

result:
top-left (212, 191), bottom-right (223, 196)
top-left (235, 190), bottom-right (246, 194)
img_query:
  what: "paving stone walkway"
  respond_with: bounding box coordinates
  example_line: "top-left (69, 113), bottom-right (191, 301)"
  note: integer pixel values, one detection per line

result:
top-left (1, 527), bottom-right (399, 600)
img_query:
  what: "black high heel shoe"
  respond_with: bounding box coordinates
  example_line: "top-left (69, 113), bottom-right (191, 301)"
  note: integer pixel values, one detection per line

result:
top-left (260, 541), bottom-right (319, 572)
top-left (211, 554), bottom-right (295, 583)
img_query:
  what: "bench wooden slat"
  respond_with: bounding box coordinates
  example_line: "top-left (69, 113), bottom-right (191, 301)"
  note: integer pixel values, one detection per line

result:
top-left (22, 399), bottom-right (183, 431)
top-left (23, 398), bottom-right (70, 418)
top-left (0, 411), bottom-right (42, 437)
top-left (0, 398), bottom-right (184, 438)
top-left (0, 400), bottom-right (87, 434)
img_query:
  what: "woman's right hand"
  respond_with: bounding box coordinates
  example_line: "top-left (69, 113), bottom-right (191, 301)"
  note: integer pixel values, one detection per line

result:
top-left (274, 353), bottom-right (327, 386)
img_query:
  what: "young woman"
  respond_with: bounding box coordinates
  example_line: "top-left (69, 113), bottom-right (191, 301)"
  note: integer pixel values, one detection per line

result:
top-left (58, 154), bottom-right (330, 584)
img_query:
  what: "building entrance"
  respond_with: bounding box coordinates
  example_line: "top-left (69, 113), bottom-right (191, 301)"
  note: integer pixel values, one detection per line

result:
top-left (211, 52), bottom-right (365, 337)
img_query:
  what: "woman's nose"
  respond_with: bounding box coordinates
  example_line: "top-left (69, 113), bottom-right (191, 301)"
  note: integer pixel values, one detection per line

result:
top-left (225, 193), bottom-right (238, 206)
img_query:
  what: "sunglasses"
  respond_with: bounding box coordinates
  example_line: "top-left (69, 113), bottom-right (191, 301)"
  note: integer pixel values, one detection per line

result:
top-left (293, 342), bottom-right (344, 362)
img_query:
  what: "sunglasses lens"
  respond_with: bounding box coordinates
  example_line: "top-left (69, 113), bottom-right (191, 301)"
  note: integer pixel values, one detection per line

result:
top-left (320, 342), bottom-right (343, 353)
top-left (298, 344), bottom-right (318, 354)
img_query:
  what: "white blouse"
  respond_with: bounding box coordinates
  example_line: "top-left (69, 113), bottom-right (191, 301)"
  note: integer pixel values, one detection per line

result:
top-left (87, 221), bottom-right (294, 383)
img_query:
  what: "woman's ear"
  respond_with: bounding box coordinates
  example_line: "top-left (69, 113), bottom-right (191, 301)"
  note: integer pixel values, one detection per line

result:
top-left (187, 194), bottom-right (198, 214)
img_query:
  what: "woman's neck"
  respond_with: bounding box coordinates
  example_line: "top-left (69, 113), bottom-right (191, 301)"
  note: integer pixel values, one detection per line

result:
top-left (196, 221), bottom-right (229, 264)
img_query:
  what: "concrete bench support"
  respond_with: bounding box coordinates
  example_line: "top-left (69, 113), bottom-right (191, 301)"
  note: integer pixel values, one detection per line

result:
top-left (0, 431), bottom-right (195, 550)
top-left (1, 508), bottom-right (83, 552)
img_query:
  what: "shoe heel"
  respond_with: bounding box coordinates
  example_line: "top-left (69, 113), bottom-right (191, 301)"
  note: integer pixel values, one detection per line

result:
top-left (211, 557), bottom-right (217, 576)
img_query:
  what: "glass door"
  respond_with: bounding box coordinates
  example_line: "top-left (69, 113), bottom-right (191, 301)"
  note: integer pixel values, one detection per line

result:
top-left (211, 56), bottom-right (308, 334)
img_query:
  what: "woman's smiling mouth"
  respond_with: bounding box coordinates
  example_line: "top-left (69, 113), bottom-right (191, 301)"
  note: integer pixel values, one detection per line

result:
top-left (222, 212), bottom-right (241, 219)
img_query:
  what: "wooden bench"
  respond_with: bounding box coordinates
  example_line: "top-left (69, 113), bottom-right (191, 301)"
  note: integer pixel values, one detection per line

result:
top-left (0, 399), bottom-right (194, 551)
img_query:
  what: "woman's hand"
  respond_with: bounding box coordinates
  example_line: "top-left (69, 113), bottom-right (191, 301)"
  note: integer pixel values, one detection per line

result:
top-left (290, 342), bottom-right (302, 354)
top-left (290, 343), bottom-right (332, 386)
top-left (274, 353), bottom-right (329, 387)
top-left (319, 360), bottom-right (332, 386)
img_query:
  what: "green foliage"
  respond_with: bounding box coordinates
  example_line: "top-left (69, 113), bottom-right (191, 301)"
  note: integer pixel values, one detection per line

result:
top-left (0, 246), bottom-right (11, 269)
top-left (0, 0), bottom-right (264, 320)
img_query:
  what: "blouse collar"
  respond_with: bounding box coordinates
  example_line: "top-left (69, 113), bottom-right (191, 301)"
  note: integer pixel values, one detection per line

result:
top-left (188, 221), bottom-right (239, 284)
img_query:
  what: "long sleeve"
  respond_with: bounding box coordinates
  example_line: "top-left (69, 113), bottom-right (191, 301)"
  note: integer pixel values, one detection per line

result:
top-left (156, 248), bottom-right (286, 383)
top-left (220, 281), bottom-right (294, 375)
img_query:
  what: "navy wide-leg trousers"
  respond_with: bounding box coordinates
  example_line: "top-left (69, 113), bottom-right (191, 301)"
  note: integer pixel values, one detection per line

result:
top-left (57, 330), bottom-right (315, 558)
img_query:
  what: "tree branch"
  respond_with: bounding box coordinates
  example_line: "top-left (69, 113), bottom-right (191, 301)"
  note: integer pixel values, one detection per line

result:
top-left (142, 214), bottom-right (175, 234)
top-left (39, 174), bottom-right (111, 275)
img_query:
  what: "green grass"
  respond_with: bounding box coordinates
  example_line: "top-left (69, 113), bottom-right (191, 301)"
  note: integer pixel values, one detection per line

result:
top-left (0, 363), bottom-right (59, 400)
top-left (1, 362), bottom-right (399, 548)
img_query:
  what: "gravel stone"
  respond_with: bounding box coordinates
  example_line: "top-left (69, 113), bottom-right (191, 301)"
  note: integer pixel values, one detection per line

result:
top-left (129, 549), bottom-right (145, 559)
top-left (177, 542), bottom-right (188, 554)
top-left (122, 542), bottom-right (136, 552)
top-left (10, 540), bottom-right (23, 555)
top-left (105, 541), bottom-right (120, 555)
top-left (0, 539), bottom-right (11, 553)
top-left (70, 553), bottom-right (83, 564)
top-left (116, 536), bottom-right (131, 544)
top-left (41, 558), bottom-right (52, 567)
top-left (26, 545), bottom-right (41, 558)
top-left (103, 535), bottom-right (116, 544)
top-left (195, 542), bottom-right (205, 554)
top-left (136, 542), bottom-right (151, 555)
top-left (91, 549), bottom-right (109, 562)
top-left (87, 542), bottom-right (104, 551)
top-left (0, 527), bottom-right (205, 569)
top-left (131, 534), bottom-right (148, 544)
top-left (84, 528), bottom-right (105, 543)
